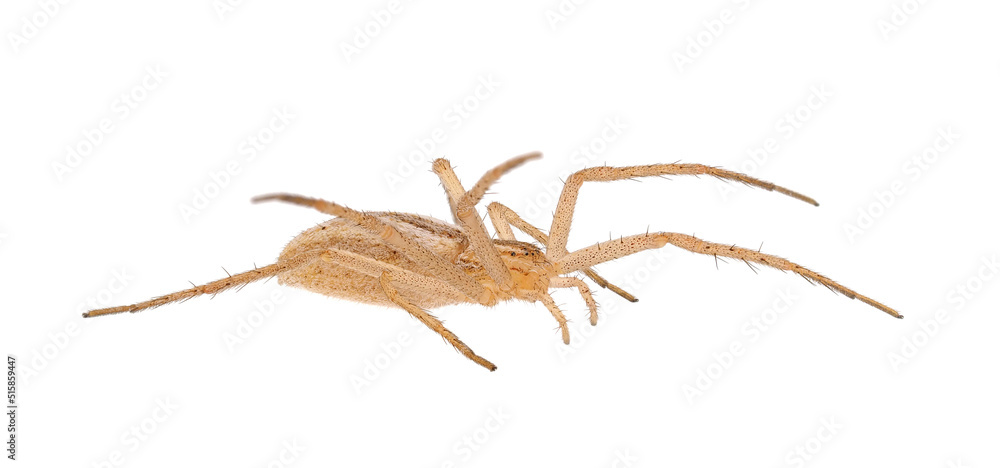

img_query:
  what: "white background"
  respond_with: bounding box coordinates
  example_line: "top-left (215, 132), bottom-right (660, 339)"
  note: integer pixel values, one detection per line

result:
top-left (2, 1), bottom-right (998, 467)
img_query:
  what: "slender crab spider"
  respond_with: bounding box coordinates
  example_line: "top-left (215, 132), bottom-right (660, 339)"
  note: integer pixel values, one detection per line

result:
top-left (84, 152), bottom-right (901, 371)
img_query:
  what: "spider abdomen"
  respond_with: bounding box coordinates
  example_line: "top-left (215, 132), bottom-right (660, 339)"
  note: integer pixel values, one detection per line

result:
top-left (276, 213), bottom-right (473, 308)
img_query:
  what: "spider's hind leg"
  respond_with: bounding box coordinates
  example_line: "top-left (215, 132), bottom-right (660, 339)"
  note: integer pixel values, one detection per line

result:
top-left (82, 251), bottom-right (319, 318)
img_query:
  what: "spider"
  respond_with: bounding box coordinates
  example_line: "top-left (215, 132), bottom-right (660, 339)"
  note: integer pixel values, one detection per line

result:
top-left (83, 152), bottom-right (901, 371)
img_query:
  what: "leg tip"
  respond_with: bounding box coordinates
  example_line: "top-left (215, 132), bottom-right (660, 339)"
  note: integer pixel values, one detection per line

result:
top-left (473, 355), bottom-right (497, 372)
top-left (519, 151), bottom-right (543, 161)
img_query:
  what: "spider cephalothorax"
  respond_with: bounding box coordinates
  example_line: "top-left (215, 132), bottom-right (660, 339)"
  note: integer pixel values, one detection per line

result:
top-left (84, 152), bottom-right (901, 371)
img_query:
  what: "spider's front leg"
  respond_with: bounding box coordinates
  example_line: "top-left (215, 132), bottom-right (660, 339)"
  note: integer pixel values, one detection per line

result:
top-left (553, 232), bottom-right (903, 319)
top-left (546, 163), bottom-right (819, 260)
top-left (430, 153), bottom-right (540, 293)
top-left (486, 201), bottom-right (638, 305)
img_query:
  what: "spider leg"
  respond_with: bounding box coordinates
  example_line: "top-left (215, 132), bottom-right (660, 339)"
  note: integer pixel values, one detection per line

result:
top-left (316, 248), bottom-right (491, 370)
top-left (456, 152), bottom-right (542, 209)
top-left (377, 271), bottom-right (496, 371)
top-left (252, 193), bottom-right (492, 305)
top-left (430, 153), bottom-right (541, 293)
top-left (82, 250), bottom-right (319, 318)
top-left (485, 201), bottom-right (517, 239)
top-left (554, 232), bottom-right (902, 319)
top-left (431, 152), bottom-right (541, 219)
top-left (430, 158), bottom-right (466, 224)
top-left (320, 249), bottom-right (469, 305)
top-left (550, 276), bottom-right (599, 326)
top-left (546, 163), bottom-right (819, 260)
top-left (531, 291), bottom-right (571, 344)
top-left (486, 201), bottom-right (638, 303)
